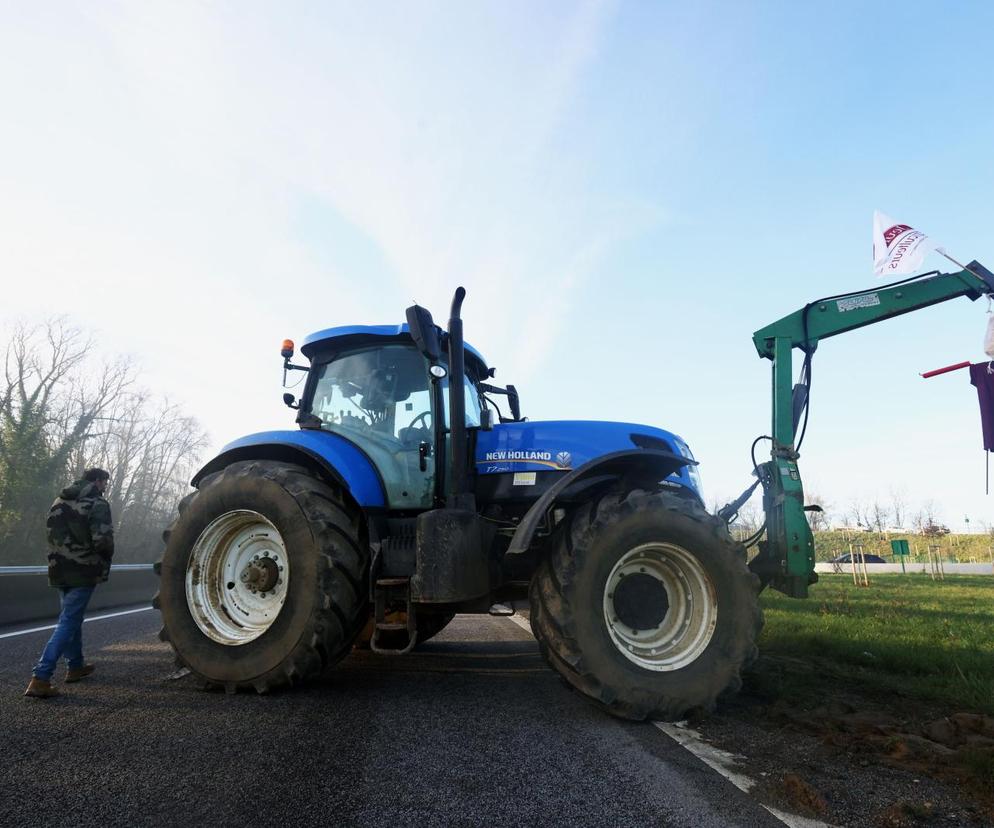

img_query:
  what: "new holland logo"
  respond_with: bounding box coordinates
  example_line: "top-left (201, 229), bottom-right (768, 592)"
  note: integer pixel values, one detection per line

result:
top-left (484, 450), bottom-right (552, 462)
top-left (478, 448), bottom-right (574, 471)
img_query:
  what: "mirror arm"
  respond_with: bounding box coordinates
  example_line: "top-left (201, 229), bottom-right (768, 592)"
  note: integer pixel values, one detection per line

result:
top-left (282, 358), bottom-right (310, 388)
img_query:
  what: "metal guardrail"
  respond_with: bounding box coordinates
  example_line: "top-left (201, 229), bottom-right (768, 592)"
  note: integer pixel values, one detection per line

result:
top-left (814, 562), bottom-right (994, 575)
top-left (0, 564), bottom-right (158, 627)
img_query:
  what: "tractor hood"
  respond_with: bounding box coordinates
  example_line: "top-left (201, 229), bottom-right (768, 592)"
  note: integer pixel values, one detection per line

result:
top-left (474, 420), bottom-right (701, 495)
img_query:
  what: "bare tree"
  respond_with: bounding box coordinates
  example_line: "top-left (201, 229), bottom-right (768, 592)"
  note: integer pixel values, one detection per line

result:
top-left (736, 502), bottom-right (763, 536)
top-left (916, 500), bottom-right (936, 534)
top-left (804, 489), bottom-right (830, 531)
top-left (0, 319), bottom-right (130, 554)
top-left (847, 500), bottom-right (870, 531)
top-left (869, 499), bottom-right (889, 534)
top-left (889, 488), bottom-right (907, 530)
top-left (0, 318), bottom-right (206, 564)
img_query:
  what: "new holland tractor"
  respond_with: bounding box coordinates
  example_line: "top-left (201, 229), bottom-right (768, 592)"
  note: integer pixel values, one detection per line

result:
top-left (155, 287), bottom-right (758, 719)
top-left (155, 262), bottom-right (994, 720)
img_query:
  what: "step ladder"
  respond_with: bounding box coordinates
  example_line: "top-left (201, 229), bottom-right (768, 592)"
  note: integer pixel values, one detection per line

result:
top-left (370, 577), bottom-right (419, 655)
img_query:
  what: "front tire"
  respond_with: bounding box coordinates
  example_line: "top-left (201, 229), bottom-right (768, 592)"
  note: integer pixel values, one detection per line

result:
top-left (529, 489), bottom-right (762, 721)
top-left (154, 460), bottom-right (368, 693)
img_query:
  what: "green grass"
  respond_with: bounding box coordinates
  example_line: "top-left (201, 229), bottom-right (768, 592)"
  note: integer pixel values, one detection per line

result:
top-left (757, 575), bottom-right (994, 714)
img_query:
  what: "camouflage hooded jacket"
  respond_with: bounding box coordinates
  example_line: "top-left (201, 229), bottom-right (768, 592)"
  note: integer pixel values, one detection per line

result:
top-left (46, 479), bottom-right (115, 588)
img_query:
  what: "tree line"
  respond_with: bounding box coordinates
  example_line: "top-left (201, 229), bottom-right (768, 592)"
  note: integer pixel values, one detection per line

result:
top-left (0, 319), bottom-right (207, 565)
top-left (721, 489), bottom-right (960, 539)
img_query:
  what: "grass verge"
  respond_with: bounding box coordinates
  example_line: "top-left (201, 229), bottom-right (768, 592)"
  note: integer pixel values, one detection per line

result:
top-left (756, 574), bottom-right (994, 715)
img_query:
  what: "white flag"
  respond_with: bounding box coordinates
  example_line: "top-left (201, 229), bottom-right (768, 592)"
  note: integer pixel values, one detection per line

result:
top-left (872, 211), bottom-right (936, 276)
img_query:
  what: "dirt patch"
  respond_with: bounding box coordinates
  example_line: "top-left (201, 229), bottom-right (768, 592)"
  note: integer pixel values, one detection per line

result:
top-left (697, 655), bottom-right (994, 827)
top-left (875, 801), bottom-right (937, 827)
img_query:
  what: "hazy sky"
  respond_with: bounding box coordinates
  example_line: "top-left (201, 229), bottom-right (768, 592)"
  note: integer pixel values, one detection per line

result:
top-left (4, 2), bottom-right (994, 530)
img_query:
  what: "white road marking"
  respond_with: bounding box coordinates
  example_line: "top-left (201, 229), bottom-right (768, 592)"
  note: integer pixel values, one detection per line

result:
top-left (506, 613), bottom-right (532, 635)
top-left (654, 721), bottom-right (834, 828)
top-left (0, 606), bottom-right (154, 640)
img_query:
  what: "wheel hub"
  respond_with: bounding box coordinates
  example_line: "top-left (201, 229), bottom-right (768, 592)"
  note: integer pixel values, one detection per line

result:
top-left (185, 510), bottom-right (290, 646)
top-left (240, 556), bottom-right (279, 594)
top-left (612, 572), bottom-right (669, 631)
top-left (603, 542), bottom-right (717, 672)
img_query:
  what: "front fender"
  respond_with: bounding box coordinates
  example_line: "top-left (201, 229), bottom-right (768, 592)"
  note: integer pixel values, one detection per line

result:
top-left (505, 449), bottom-right (695, 557)
top-left (192, 430), bottom-right (386, 508)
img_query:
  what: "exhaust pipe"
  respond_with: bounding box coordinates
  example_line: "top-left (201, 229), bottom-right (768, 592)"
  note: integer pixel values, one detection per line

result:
top-left (446, 287), bottom-right (472, 509)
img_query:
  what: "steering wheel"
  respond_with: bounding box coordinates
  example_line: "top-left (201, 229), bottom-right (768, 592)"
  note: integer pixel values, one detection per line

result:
top-left (407, 410), bottom-right (432, 430)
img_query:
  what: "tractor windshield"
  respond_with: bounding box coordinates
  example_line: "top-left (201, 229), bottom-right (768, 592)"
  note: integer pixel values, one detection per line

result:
top-left (307, 343), bottom-right (483, 508)
top-left (309, 344), bottom-right (435, 508)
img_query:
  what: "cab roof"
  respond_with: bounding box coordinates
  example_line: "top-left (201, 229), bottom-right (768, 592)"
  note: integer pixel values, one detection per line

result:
top-left (301, 324), bottom-right (488, 368)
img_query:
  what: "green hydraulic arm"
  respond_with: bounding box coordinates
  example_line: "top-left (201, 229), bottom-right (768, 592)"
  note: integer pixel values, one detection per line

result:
top-left (747, 262), bottom-right (994, 598)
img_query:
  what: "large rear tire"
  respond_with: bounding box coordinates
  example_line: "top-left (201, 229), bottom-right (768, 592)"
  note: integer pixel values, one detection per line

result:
top-left (529, 489), bottom-right (762, 721)
top-left (154, 460), bottom-right (368, 693)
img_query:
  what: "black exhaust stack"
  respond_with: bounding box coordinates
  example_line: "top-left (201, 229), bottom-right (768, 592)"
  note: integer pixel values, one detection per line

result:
top-left (446, 287), bottom-right (473, 510)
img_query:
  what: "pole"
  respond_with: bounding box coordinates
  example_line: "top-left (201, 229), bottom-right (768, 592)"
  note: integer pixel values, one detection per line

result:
top-left (936, 247), bottom-right (970, 272)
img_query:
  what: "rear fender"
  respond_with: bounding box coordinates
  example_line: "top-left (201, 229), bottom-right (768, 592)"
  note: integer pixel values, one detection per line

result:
top-left (191, 430), bottom-right (386, 508)
top-left (505, 449), bottom-right (696, 557)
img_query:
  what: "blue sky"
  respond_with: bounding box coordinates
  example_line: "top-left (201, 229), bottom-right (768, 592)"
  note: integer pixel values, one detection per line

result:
top-left (4, 1), bottom-right (994, 530)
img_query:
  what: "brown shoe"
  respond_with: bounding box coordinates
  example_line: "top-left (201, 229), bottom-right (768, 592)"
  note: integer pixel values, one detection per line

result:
top-left (65, 664), bottom-right (95, 683)
top-left (24, 678), bottom-right (60, 698)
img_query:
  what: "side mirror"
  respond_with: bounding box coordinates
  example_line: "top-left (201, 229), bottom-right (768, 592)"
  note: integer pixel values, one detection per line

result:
top-left (405, 304), bottom-right (442, 364)
top-left (507, 384), bottom-right (521, 421)
top-left (283, 393), bottom-right (299, 410)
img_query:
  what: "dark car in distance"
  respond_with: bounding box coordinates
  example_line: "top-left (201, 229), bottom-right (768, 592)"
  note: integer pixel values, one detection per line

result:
top-left (830, 553), bottom-right (887, 564)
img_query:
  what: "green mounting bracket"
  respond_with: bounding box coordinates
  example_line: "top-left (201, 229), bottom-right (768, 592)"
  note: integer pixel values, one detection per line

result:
top-left (749, 263), bottom-right (994, 598)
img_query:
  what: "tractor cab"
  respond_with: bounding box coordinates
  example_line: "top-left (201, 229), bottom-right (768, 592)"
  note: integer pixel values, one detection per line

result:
top-left (292, 324), bottom-right (489, 510)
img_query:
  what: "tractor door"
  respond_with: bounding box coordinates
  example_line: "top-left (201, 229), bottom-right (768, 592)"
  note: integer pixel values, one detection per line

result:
top-left (307, 344), bottom-right (436, 509)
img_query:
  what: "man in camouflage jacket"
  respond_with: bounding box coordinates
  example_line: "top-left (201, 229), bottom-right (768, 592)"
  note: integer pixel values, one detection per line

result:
top-left (24, 468), bottom-right (114, 698)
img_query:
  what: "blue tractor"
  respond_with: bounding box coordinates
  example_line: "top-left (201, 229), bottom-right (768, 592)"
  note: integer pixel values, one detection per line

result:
top-left (155, 288), bottom-right (761, 720)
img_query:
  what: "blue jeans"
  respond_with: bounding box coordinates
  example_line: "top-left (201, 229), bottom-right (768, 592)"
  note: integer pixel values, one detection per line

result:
top-left (33, 586), bottom-right (95, 681)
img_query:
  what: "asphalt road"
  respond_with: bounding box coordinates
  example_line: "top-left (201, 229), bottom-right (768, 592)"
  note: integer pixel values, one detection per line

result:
top-left (1, 608), bottom-right (784, 828)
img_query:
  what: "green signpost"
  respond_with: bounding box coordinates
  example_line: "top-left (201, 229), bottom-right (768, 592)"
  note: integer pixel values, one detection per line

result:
top-left (891, 539), bottom-right (910, 573)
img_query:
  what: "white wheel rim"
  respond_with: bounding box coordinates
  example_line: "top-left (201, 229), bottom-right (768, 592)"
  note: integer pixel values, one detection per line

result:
top-left (602, 542), bottom-right (717, 672)
top-left (185, 510), bottom-right (290, 646)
